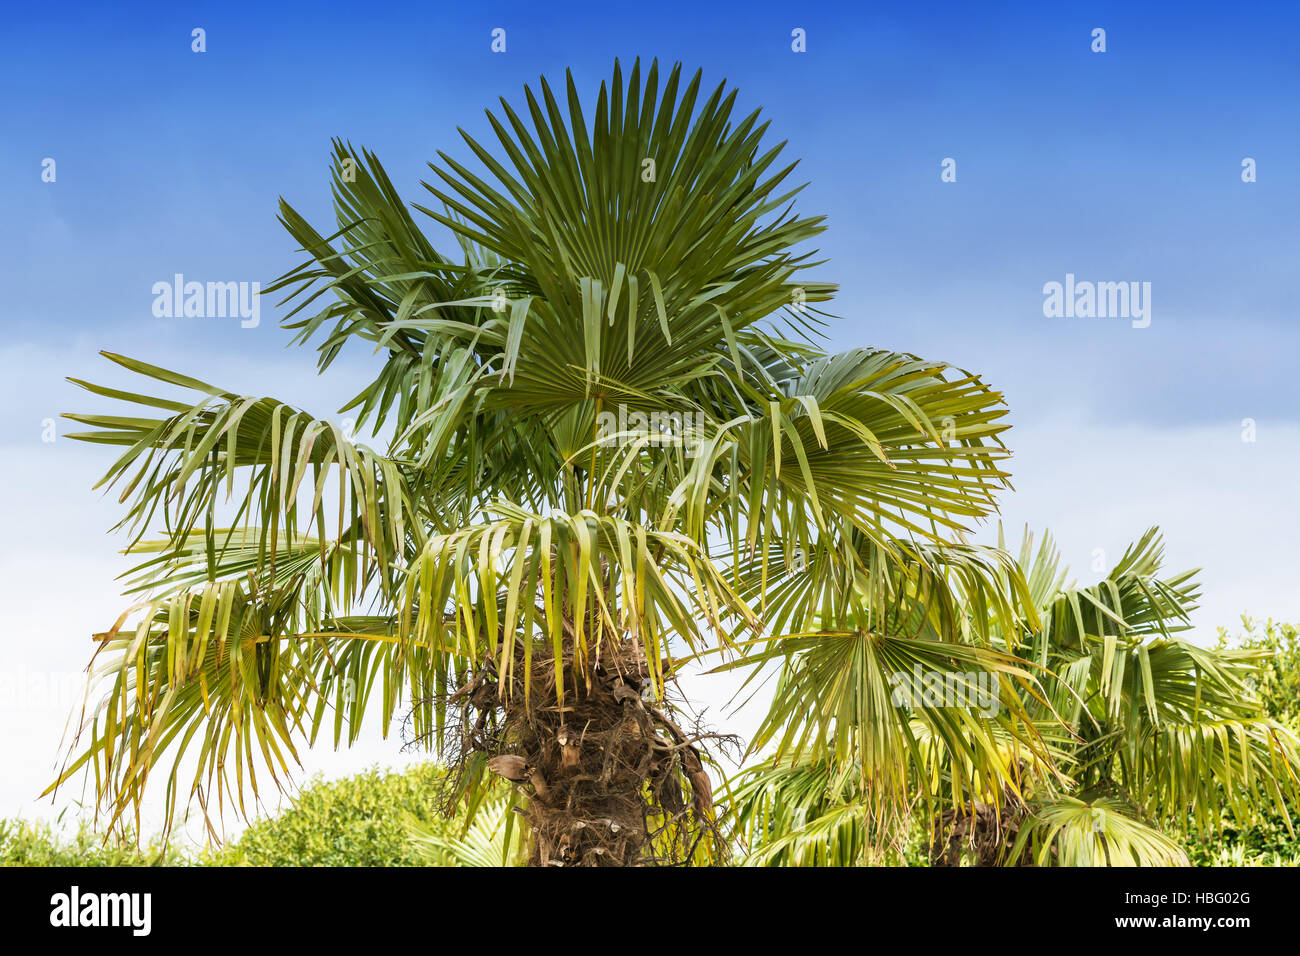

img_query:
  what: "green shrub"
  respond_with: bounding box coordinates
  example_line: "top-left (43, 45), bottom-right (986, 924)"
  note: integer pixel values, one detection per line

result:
top-left (1186, 812), bottom-right (1300, 867)
top-left (2, 763), bottom-right (461, 867)
top-left (1185, 618), bottom-right (1300, 866)
top-left (1216, 617), bottom-right (1300, 726)
top-left (0, 817), bottom-right (183, 866)
top-left (214, 763), bottom-right (457, 867)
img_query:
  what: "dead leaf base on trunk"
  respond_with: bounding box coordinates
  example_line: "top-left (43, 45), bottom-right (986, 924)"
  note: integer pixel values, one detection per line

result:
top-left (434, 639), bottom-right (726, 867)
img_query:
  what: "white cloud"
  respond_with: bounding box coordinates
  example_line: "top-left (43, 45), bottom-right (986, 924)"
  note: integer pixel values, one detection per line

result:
top-left (983, 417), bottom-right (1300, 639)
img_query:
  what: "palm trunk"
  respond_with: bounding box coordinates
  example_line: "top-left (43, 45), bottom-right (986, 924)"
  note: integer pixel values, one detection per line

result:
top-left (516, 656), bottom-right (653, 866)
top-left (462, 634), bottom-right (717, 866)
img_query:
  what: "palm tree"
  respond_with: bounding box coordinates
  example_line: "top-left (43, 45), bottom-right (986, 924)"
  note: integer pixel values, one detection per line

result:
top-left (53, 59), bottom-right (1061, 865)
top-left (726, 529), bottom-right (1300, 865)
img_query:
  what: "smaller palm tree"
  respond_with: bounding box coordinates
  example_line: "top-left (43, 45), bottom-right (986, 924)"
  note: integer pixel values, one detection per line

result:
top-left (726, 528), bottom-right (1300, 866)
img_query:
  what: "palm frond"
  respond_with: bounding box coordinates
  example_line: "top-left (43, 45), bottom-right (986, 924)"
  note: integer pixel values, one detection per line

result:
top-left (1008, 796), bottom-right (1189, 867)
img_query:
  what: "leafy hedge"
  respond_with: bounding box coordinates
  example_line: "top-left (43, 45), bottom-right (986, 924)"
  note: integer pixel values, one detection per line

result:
top-left (219, 764), bottom-right (454, 866)
top-left (2, 764), bottom-right (459, 867)
top-left (0, 817), bottom-right (181, 866)
top-left (1183, 618), bottom-right (1300, 866)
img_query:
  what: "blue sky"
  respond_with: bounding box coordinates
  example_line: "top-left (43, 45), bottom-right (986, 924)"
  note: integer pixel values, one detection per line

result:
top-left (2, 1), bottom-right (1297, 823)
top-left (3, 2), bottom-right (1296, 429)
